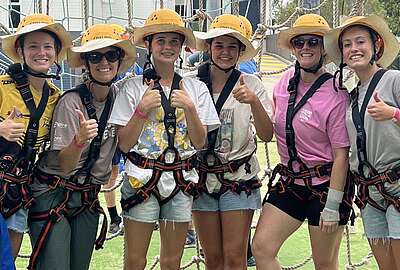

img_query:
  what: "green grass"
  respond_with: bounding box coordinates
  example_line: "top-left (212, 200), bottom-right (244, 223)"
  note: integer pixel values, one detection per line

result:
top-left (15, 140), bottom-right (378, 269)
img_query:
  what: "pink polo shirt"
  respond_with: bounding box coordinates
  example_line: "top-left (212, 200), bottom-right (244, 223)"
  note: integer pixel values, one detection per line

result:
top-left (273, 68), bottom-right (350, 185)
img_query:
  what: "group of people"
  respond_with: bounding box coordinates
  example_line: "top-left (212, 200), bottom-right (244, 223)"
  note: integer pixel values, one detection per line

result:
top-left (0, 7), bottom-right (399, 270)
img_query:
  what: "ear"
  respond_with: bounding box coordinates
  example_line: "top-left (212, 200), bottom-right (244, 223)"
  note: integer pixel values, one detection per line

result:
top-left (144, 40), bottom-right (150, 50)
top-left (16, 46), bottom-right (24, 60)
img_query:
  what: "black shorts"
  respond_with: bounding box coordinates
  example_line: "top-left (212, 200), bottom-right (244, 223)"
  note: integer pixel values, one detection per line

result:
top-left (264, 180), bottom-right (351, 226)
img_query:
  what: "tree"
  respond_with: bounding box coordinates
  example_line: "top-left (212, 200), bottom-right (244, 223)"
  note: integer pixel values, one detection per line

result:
top-left (378, 0), bottom-right (400, 36)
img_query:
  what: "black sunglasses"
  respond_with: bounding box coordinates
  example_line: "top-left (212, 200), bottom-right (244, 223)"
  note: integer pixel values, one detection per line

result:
top-left (291, 37), bottom-right (322, 49)
top-left (84, 50), bottom-right (122, 64)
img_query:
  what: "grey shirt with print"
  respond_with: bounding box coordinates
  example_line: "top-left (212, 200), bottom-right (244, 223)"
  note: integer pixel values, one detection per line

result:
top-left (32, 86), bottom-right (118, 196)
top-left (346, 70), bottom-right (400, 175)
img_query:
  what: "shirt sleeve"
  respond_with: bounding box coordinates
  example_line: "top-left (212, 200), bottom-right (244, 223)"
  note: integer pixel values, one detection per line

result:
top-left (249, 74), bottom-right (274, 119)
top-left (326, 91), bottom-right (350, 149)
top-left (108, 80), bottom-right (138, 127)
top-left (187, 78), bottom-right (220, 132)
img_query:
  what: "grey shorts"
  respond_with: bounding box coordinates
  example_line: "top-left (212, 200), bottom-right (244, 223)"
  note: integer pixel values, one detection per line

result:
top-left (361, 181), bottom-right (400, 239)
top-left (192, 187), bottom-right (261, 212)
top-left (121, 175), bottom-right (193, 223)
top-left (6, 208), bottom-right (29, 233)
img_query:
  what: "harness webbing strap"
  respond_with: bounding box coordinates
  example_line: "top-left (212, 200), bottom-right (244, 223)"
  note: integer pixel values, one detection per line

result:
top-left (349, 69), bottom-right (400, 211)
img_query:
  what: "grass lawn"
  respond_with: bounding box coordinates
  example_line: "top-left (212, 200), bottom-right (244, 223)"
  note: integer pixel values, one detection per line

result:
top-left (15, 140), bottom-right (378, 269)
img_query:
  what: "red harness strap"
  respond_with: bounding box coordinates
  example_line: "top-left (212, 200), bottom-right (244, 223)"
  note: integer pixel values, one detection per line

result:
top-left (121, 149), bottom-right (198, 211)
top-left (0, 171), bottom-right (35, 219)
top-left (353, 167), bottom-right (400, 212)
top-left (265, 163), bottom-right (355, 211)
top-left (197, 150), bottom-right (261, 199)
top-left (27, 169), bottom-right (107, 270)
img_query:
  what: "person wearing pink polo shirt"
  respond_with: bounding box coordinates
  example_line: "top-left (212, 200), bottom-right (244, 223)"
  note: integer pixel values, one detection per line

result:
top-left (252, 14), bottom-right (354, 270)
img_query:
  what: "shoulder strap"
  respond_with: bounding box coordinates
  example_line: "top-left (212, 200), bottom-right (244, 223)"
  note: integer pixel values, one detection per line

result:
top-left (74, 84), bottom-right (113, 180)
top-left (351, 69), bottom-right (387, 176)
top-left (285, 72), bottom-right (333, 168)
top-left (198, 62), bottom-right (211, 90)
top-left (206, 69), bottom-right (242, 152)
top-left (7, 63), bottom-right (50, 163)
top-left (159, 73), bottom-right (182, 150)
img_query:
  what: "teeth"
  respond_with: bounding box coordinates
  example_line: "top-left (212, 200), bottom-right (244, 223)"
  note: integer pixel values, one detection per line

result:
top-left (301, 53), bottom-right (312, 57)
top-left (350, 55), bottom-right (362, 60)
top-left (98, 68), bottom-right (111, 72)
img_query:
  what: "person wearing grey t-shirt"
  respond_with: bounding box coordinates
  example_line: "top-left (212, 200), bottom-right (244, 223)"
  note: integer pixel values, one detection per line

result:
top-left (28, 24), bottom-right (136, 270)
top-left (325, 15), bottom-right (400, 270)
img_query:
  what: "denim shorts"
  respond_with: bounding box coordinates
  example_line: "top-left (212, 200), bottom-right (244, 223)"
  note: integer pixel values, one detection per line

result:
top-left (192, 187), bottom-right (261, 212)
top-left (360, 181), bottom-right (400, 239)
top-left (121, 175), bottom-right (192, 223)
top-left (6, 208), bottom-right (29, 233)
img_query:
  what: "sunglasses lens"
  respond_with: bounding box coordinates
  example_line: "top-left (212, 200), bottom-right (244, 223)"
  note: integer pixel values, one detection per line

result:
top-left (104, 50), bottom-right (121, 63)
top-left (87, 53), bottom-right (102, 64)
top-left (308, 38), bottom-right (321, 47)
top-left (292, 38), bottom-right (305, 49)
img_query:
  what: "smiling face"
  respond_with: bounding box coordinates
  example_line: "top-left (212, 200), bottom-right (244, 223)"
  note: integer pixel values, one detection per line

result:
top-left (291, 34), bottom-right (324, 69)
top-left (85, 47), bottom-right (120, 83)
top-left (147, 32), bottom-right (183, 66)
top-left (341, 25), bottom-right (377, 72)
top-left (17, 31), bottom-right (57, 73)
top-left (209, 35), bottom-right (242, 69)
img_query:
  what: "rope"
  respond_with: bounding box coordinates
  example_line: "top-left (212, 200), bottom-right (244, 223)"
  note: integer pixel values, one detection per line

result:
top-left (37, 0), bottom-right (42, 13)
top-left (282, 255), bottom-right (313, 270)
top-left (46, 0), bottom-right (50, 15)
top-left (83, 0), bottom-right (89, 30)
top-left (159, 0), bottom-right (164, 9)
top-left (232, 0), bottom-right (240, 16)
top-left (333, 0), bottom-right (339, 27)
top-left (126, 0), bottom-right (133, 28)
top-left (349, 0), bottom-right (366, 16)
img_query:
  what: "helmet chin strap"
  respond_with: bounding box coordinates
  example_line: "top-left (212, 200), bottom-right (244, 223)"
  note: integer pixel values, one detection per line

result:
top-left (22, 62), bottom-right (62, 80)
top-left (298, 55), bottom-right (324, 74)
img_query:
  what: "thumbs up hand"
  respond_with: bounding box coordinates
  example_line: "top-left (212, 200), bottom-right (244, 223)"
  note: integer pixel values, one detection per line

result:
top-left (0, 106), bottom-right (25, 142)
top-left (232, 75), bottom-right (257, 104)
top-left (137, 80), bottom-right (161, 115)
top-left (74, 109), bottom-right (98, 145)
top-left (367, 92), bottom-right (396, 121)
top-left (170, 80), bottom-right (194, 111)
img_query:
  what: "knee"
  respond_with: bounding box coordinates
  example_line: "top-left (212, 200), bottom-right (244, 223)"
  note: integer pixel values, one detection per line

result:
top-left (223, 248), bottom-right (245, 268)
top-left (252, 236), bottom-right (276, 260)
top-left (313, 257), bottom-right (338, 270)
top-left (203, 252), bottom-right (224, 269)
top-left (124, 255), bottom-right (146, 270)
top-left (159, 255), bottom-right (181, 270)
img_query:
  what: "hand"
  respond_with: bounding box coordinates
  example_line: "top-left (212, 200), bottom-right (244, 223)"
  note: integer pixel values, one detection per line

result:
top-left (170, 80), bottom-right (194, 111)
top-left (232, 75), bottom-right (258, 105)
top-left (319, 208), bottom-right (339, 233)
top-left (367, 92), bottom-right (395, 121)
top-left (138, 80), bottom-right (161, 114)
top-left (75, 109), bottom-right (98, 145)
top-left (0, 106), bottom-right (25, 142)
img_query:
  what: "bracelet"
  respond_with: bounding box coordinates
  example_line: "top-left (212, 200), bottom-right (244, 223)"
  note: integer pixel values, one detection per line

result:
top-left (392, 108), bottom-right (400, 122)
top-left (72, 135), bottom-right (86, 149)
top-left (134, 106), bottom-right (148, 119)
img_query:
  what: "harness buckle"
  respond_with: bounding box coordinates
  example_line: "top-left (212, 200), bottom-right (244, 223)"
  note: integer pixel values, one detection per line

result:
top-left (49, 209), bottom-right (63, 223)
top-left (384, 169), bottom-right (398, 184)
top-left (48, 176), bottom-right (61, 190)
top-left (164, 149), bottom-right (176, 164)
top-left (278, 181), bottom-right (286, 194)
top-left (354, 196), bottom-right (366, 209)
top-left (206, 154), bottom-right (216, 167)
top-left (136, 189), bottom-right (150, 202)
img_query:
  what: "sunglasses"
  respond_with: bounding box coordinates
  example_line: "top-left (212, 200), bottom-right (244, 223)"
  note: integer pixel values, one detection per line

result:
top-left (291, 37), bottom-right (322, 49)
top-left (84, 50), bottom-right (122, 64)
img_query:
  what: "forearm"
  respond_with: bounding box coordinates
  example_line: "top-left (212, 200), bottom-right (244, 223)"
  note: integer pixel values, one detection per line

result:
top-left (184, 105), bottom-right (206, 150)
top-left (58, 140), bottom-right (85, 174)
top-left (118, 116), bottom-right (146, 153)
top-left (329, 147), bottom-right (349, 192)
top-left (251, 99), bottom-right (273, 142)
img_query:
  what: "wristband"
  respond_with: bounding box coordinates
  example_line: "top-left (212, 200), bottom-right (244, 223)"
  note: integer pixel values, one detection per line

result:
top-left (392, 108), bottom-right (400, 123)
top-left (72, 135), bottom-right (86, 149)
top-left (134, 106), bottom-right (148, 119)
top-left (325, 188), bottom-right (344, 211)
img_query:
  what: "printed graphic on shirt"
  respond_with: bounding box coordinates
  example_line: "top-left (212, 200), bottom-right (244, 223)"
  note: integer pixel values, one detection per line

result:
top-left (299, 108), bottom-right (312, 123)
top-left (217, 109), bottom-right (234, 153)
top-left (137, 106), bottom-right (190, 156)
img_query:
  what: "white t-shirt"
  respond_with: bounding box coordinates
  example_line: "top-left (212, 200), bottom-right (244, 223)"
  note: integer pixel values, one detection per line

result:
top-left (108, 75), bottom-right (220, 198)
top-left (188, 71), bottom-right (274, 192)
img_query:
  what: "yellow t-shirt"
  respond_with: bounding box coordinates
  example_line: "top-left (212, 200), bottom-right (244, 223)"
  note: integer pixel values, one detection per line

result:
top-left (0, 74), bottom-right (61, 152)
